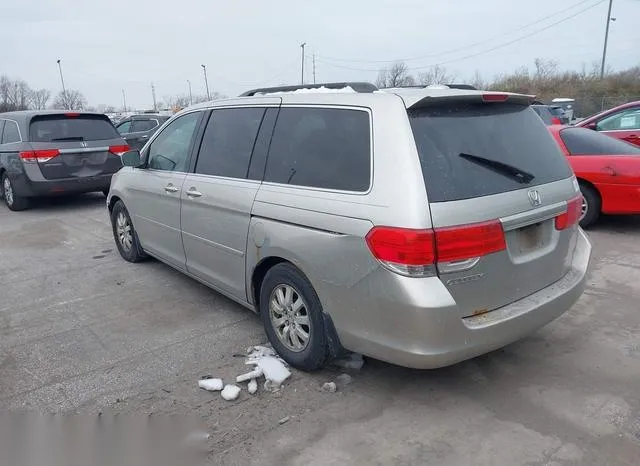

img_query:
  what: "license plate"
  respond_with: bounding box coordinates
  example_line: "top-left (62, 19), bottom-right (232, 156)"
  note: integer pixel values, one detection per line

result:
top-left (516, 223), bottom-right (542, 252)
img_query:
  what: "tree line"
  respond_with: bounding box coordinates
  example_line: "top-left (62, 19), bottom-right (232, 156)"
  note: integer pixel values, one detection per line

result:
top-left (0, 76), bottom-right (87, 112)
top-left (376, 59), bottom-right (640, 117)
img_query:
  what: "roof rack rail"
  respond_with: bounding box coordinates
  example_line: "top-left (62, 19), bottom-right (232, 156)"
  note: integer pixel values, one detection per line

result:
top-left (239, 82), bottom-right (378, 97)
top-left (442, 83), bottom-right (477, 90)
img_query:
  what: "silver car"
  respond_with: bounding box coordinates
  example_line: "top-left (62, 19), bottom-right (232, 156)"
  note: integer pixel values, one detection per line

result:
top-left (107, 82), bottom-right (592, 370)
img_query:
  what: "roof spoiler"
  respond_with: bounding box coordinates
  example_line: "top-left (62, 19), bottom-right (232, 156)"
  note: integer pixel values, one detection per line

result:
top-left (240, 82), bottom-right (378, 96)
top-left (405, 92), bottom-right (536, 109)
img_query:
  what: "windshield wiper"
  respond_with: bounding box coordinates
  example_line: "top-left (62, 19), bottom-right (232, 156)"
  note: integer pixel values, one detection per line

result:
top-left (51, 136), bottom-right (84, 141)
top-left (458, 152), bottom-right (535, 184)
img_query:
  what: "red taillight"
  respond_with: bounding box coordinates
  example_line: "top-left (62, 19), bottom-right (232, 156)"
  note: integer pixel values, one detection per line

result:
top-left (65, 112), bottom-right (80, 117)
top-left (366, 227), bottom-right (435, 266)
top-left (482, 93), bottom-right (509, 102)
top-left (551, 117), bottom-right (562, 125)
top-left (19, 149), bottom-right (60, 163)
top-left (109, 144), bottom-right (130, 156)
top-left (435, 220), bottom-right (507, 263)
top-left (555, 196), bottom-right (582, 230)
top-left (365, 220), bottom-right (506, 277)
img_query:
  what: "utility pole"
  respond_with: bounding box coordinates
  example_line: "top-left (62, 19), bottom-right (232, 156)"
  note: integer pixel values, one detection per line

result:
top-left (56, 59), bottom-right (67, 108)
top-left (300, 42), bottom-right (306, 85)
top-left (187, 79), bottom-right (193, 105)
top-left (122, 89), bottom-right (127, 113)
top-left (151, 83), bottom-right (157, 112)
top-left (313, 53), bottom-right (316, 84)
top-left (600, 0), bottom-right (614, 79)
top-left (201, 64), bottom-right (210, 100)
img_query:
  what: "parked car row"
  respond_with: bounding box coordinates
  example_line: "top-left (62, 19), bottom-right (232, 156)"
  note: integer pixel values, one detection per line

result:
top-left (105, 82), bottom-right (591, 371)
top-left (0, 111), bottom-right (168, 210)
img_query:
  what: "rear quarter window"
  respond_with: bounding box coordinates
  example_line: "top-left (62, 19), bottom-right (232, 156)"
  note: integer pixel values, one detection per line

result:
top-left (408, 103), bottom-right (572, 202)
top-left (30, 114), bottom-right (120, 142)
top-left (560, 127), bottom-right (640, 155)
top-left (263, 107), bottom-right (371, 191)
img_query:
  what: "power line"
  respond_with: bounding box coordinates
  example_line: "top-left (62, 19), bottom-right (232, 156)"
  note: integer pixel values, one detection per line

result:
top-left (315, 0), bottom-right (607, 73)
top-left (318, 0), bottom-right (596, 64)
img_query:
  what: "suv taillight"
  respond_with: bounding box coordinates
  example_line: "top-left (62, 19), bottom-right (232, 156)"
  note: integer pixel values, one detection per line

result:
top-left (551, 117), bottom-right (562, 125)
top-left (109, 144), bottom-right (130, 156)
top-left (19, 149), bottom-right (60, 163)
top-left (555, 196), bottom-right (582, 230)
top-left (366, 220), bottom-right (506, 277)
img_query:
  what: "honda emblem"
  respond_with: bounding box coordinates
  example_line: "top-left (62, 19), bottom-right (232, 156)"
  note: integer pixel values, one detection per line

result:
top-left (527, 189), bottom-right (542, 206)
top-left (80, 141), bottom-right (88, 148)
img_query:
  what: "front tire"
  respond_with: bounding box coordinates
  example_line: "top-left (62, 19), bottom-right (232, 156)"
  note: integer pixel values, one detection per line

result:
top-left (579, 183), bottom-right (601, 229)
top-left (260, 263), bottom-right (328, 371)
top-left (1, 173), bottom-right (30, 211)
top-left (111, 200), bottom-right (146, 262)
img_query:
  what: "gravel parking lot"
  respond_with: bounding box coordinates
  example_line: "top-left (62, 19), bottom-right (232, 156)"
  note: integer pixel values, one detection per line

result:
top-left (1, 194), bottom-right (639, 465)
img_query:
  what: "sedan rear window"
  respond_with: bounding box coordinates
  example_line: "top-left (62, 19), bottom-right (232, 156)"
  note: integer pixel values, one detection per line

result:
top-left (560, 127), bottom-right (640, 155)
top-left (408, 103), bottom-right (572, 202)
top-left (29, 114), bottom-right (120, 142)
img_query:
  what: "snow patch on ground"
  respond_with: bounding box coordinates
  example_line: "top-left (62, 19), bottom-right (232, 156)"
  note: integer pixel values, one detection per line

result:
top-left (221, 385), bottom-right (241, 401)
top-left (198, 378), bottom-right (223, 391)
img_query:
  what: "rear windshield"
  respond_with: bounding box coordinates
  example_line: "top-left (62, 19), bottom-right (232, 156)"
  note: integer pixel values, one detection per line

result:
top-left (29, 114), bottom-right (120, 142)
top-left (408, 103), bottom-right (572, 202)
top-left (531, 105), bottom-right (553, 124)
top-left (560, 127), bottom-right (640, 155)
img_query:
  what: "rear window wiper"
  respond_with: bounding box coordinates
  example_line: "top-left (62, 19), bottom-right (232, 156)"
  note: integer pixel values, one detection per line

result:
top-left (51, 136), bottom-right (85, 141)
top-left (458, 152), bottom-right (535, 184)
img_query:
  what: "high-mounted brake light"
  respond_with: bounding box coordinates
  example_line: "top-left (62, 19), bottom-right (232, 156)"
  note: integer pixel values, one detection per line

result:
top-left (555, 196), bottom-right (582, 230)
top-left (109, 144), bottom-right (130, 156)
top-left (366, 220), bottom-right (506, 277)
top-left (19, 149), bottom-right (60, 163)
top-left (65, 112), bottom-right (80, 117)
top-left (482, 93), bottom-right (509, 102)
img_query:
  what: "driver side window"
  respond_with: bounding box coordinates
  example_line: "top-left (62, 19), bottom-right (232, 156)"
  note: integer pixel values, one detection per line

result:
top-left (117, 120), bottom-right (132, 134)
top-left (147, 112), bottom-right (201, 172)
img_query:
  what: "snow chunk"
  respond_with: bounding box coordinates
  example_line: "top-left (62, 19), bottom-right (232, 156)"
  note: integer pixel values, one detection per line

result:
top-left (322, 382), bottom-right (337, 393)
top-left (198, 378), bottom-right (223, 391)
top-left (221, 384), bottom-right (241, 401)
top-left (248, 379), bottom-right (258, 394)
top-left (256, 356), bottom-right (291, 386)
top-left (255, 86), bottom-right (356, 96)
top-left (236, 368), bottom-right (263, 383)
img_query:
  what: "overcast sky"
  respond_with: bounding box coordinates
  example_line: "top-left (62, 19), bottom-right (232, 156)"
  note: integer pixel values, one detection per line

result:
top-left (1, 0), bottom-right (639, 110)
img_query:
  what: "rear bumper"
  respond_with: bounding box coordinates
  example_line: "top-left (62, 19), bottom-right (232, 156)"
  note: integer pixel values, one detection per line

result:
top-left (333, 228), bottom-right (592, 369)
top-left (9, 171), bottom-right (113, 197)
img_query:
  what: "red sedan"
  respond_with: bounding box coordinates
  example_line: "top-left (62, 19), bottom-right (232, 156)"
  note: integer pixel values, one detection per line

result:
top-left (576, 101), bottom-right (640, 147)
top-left (548, 125), bottom-right (640, 227)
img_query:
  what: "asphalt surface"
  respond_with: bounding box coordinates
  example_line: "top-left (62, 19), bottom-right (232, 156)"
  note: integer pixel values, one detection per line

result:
top-left (1, 194), bottom-right (639, 465)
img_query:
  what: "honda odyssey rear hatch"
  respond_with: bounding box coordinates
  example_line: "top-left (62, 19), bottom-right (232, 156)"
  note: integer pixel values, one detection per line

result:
top-left (26, 113), bottom-right (128, 180)
top-left (407, 94), bottom-right (581, 318)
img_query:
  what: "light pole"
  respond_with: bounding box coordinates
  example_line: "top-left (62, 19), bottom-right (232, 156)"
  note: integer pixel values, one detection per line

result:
top-left (122, 89), bottom-right (127, 113)
top-left (600, 0), bottom-right (614, 79)
top-left (56, 59), bottom-right (67, 108)
top-left (187, 79), bottom-right (193, 105)
top-left (300, 43), bottom-right (307, 85)
top-left (201, 65), bottom-right (210, 100)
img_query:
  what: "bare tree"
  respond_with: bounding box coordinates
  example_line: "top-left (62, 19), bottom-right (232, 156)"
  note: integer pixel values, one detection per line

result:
top-left (470, 70), bottom-right (487, 90)
top-left (418, 65), bottom-right (456, 86)
top-left (52, 89), bottom-right (87, 110)
top-left (0, 77), bottom-right (31, 111)
top-left (376, 62), bottom-right (415, 88)
top-left (29, 89), bottom-right (51, 110)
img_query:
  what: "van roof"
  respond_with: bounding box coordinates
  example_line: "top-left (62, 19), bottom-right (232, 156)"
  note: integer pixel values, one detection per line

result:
top-left (183, 83), bottom-right (535, 114)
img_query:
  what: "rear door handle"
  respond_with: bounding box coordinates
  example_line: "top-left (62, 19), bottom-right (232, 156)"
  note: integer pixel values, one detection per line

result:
top-left (186, 188), bottom-right (202, 198)
top-left (164, 184), bottom-right (179, 193)
top-left (141, 135), bottom-right (149, 139)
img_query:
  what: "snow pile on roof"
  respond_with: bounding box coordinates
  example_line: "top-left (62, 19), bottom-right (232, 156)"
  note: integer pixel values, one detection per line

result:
top-left (256, 86), bottom-right (356, 96)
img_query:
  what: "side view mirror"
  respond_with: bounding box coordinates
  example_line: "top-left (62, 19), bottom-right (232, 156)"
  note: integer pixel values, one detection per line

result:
top-left (585, 122), bottom-right (597, 130)
top-left (121, 150), bottom-right (142, 167)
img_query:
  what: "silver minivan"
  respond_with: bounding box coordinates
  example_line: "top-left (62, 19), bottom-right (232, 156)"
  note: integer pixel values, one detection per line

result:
top-left (107, 83), bottom-right (592, 370)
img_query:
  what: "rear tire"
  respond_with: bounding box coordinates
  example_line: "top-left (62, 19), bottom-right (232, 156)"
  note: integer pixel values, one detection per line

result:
top-left (1, 173), bottom-right (30, 211)
top-left (579, 183), bottom-right (600, 229)
top-left (111, 200), bottom-right (146, 262)
top-left (260, 263), bottom-right (328, 371)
